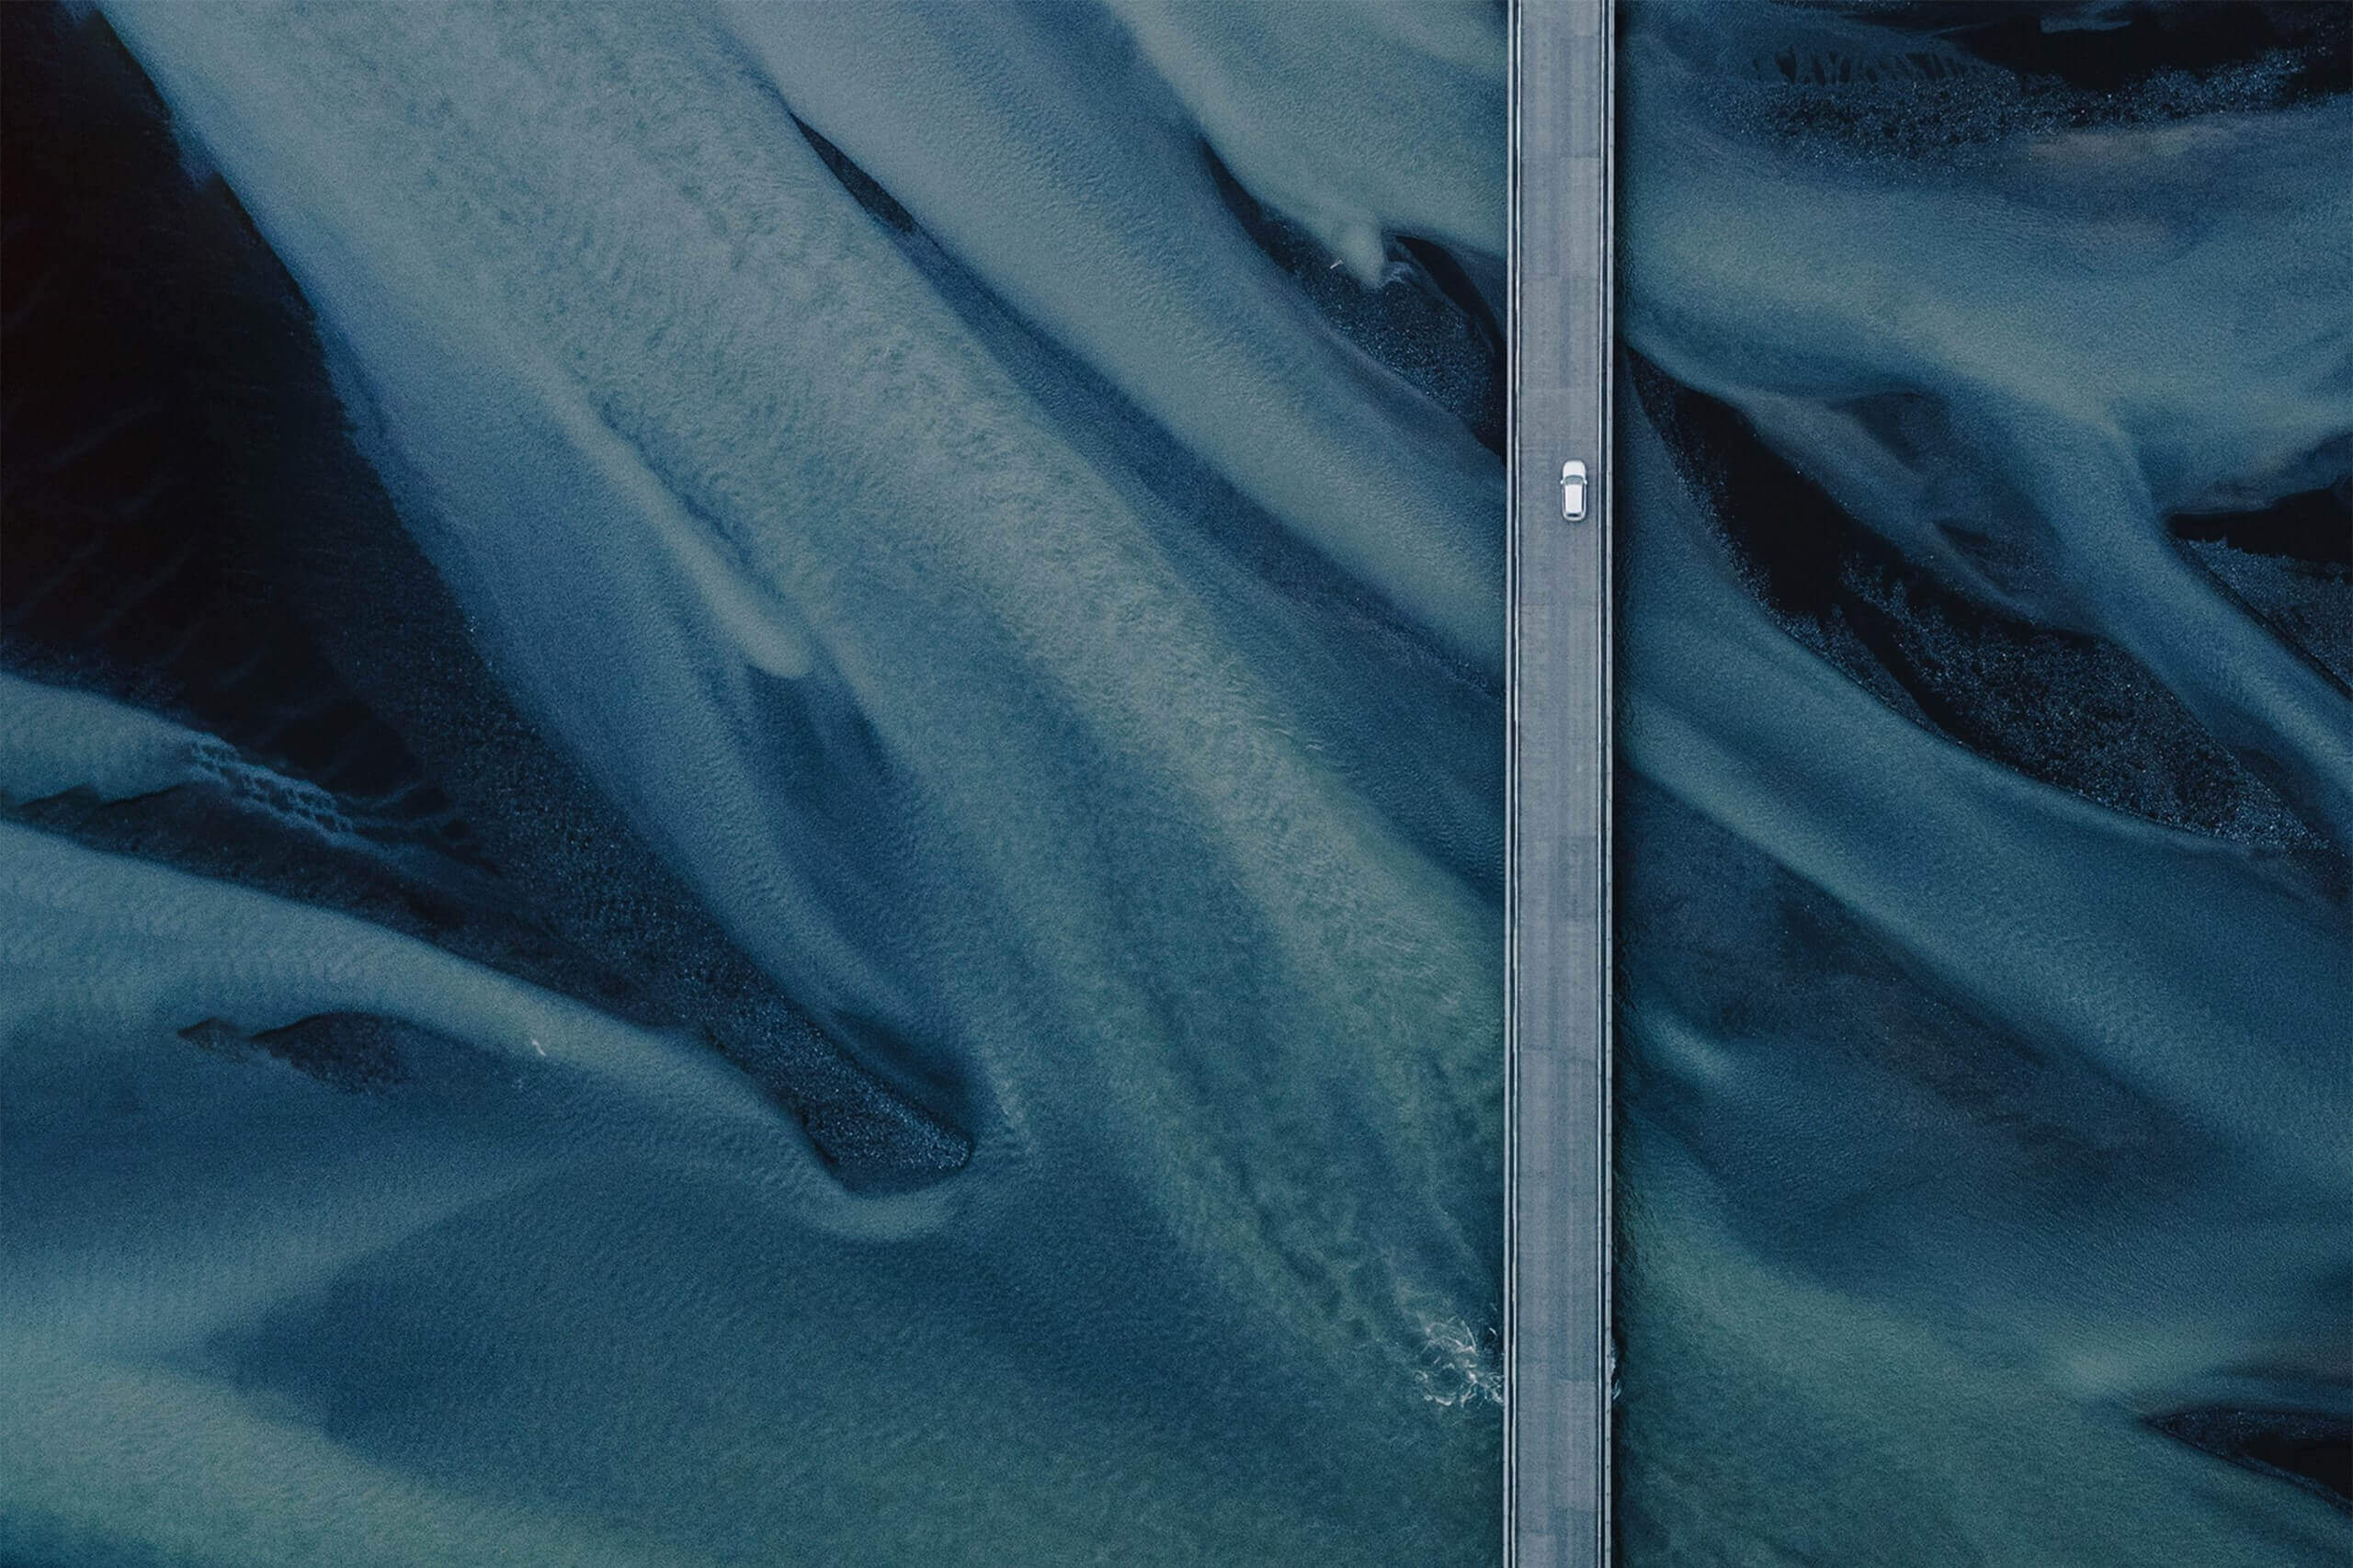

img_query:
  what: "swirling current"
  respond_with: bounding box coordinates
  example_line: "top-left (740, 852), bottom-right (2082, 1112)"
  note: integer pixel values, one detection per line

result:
top-left (0, 4), bottom-right (2346, 1567)
top-left (3, 5), bottom-right (1506, 1564)
top-left (1614, 5), bottom-right (2350, 1565)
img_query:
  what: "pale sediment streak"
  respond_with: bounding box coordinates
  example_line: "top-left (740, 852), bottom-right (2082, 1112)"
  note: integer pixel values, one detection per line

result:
top-left (7, 5), bottom-right (1507, 1564)
top-left (1613, 7), bottom-right (2352, 1564)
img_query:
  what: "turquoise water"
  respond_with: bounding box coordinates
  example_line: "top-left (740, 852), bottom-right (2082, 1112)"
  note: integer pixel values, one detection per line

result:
top-left (11, 5), bottom-right (2341, 1563)
top-left (0, 6), bottom-right (1506, 1563)
top-left (1616, 5), bottom-right (2351, 1562)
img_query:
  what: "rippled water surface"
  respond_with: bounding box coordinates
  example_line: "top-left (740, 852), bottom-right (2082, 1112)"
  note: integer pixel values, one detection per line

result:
top-left (1, 5), bottom-right (1506, 1563)
top-left (1616, 4), bottom-right (2350, 1562)
top-left (8, 3), bottom-right (2345, 1564)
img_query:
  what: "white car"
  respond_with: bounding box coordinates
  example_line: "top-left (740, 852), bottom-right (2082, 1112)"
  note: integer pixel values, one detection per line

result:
top-left (1561, 459), bottom-right (1589, 521)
